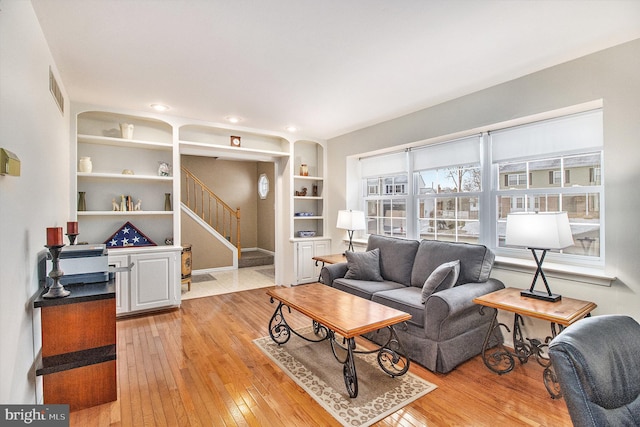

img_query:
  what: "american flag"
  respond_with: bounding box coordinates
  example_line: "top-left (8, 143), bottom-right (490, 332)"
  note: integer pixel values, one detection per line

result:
top-left (105, 221), bottom-right (156, 247)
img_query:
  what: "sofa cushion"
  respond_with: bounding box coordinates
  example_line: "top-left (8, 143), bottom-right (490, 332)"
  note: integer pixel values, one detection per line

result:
top-left (344, 249), bottom-right (384, 281)
top-left (367, 234), bottom-right (419, 286)
top-left (372, 287), bottom-right (424, 328)
top-left (332, 278), bottom-right (404, 301)
top-left (411, 240), bottom-right (495, 287)
top-left (421, 260), bottom-right (460, 303)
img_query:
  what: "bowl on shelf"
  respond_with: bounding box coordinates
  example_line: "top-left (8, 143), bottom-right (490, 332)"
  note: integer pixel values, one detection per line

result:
top-left (297, 231), bottom-right (316, 237)
top-left (294, 212), bottom-right (314, 216)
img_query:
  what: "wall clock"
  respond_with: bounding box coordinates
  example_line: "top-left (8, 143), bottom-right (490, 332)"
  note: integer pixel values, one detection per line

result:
top-left (230, 136), bottom-right (241, 147)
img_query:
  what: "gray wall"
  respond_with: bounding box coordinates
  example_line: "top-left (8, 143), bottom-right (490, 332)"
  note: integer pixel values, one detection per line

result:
top-left (327, 39), bottom-right (640, 331)
top-left (0, 2), bottom-right (70, 403)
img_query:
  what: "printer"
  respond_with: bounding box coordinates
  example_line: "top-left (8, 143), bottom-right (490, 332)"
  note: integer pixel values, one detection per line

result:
top-left (40, 244), bottom-right (109, 286)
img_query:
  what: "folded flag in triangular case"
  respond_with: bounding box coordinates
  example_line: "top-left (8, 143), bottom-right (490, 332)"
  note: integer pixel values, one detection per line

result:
top-left (104, 221), bottom-right (157, 248)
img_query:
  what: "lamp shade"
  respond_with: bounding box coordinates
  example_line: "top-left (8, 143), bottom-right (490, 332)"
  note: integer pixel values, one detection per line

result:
top-left (336, 210), bottom-right (366, 231)
top-left (505, 212), bottom-right (574, 250)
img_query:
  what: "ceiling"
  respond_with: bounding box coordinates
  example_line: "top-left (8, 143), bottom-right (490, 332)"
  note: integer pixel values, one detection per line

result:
top-left (31, 0), bottom-right (640, 140)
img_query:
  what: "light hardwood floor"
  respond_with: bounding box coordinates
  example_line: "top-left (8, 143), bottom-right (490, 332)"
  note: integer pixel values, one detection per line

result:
top-left (71, 286), bottom-right (572, 426)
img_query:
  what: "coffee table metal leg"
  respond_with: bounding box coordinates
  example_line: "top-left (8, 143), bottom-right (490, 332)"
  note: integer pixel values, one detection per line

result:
top-left (268, 301), bottom-right (291, 344)
top-left (342, 337), bottom-right (358, 398)
top-left (377, 325), bottom-right (410, 377)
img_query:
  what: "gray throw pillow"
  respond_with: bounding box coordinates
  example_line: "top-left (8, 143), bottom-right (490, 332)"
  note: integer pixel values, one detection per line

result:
top-left (344, 248), bottom-right (384, 281)
top-left (421, 260), bottom-right (460, 304)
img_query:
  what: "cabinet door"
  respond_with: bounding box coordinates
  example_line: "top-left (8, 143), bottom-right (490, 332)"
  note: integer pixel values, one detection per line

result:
top-left (129, 251), bottom-right (177, 312)
top-left (108, 254), bottom-right (130, 315)
top-left (295, 241), bottom-right (316, 284)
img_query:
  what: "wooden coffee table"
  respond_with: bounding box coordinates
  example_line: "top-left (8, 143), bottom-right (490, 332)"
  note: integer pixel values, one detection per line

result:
top-left (266, 283), bottom-right (412, 398)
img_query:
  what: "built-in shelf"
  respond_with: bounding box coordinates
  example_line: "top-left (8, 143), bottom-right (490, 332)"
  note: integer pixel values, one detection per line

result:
top-left (78, 172), bottom-right (173, 182)
top-left (78, 134), bottom-right (172, 150)
top-left (78, 211), bottom-right (173, 216)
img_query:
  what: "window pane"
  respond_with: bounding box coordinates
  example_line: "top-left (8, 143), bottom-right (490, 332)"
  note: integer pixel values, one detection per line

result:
top-left (566, 225), bottom-right (600, 257)
top-left (529, 158), bottom-right (561, 189)
top-left (382, 200), bottom-right (406, 237)
top-left (417, 166), bottom-right (481, 194)
top-left (499, 162), bottom-right (527, 189)
top-left (367, 178), bottom-right (380, 196)
top-left (565, 153), bottom-right (602, 186)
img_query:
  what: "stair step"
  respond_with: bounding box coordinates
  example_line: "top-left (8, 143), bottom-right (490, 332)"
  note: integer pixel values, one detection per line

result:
top-left (239, 251), bottom-right (274, 268)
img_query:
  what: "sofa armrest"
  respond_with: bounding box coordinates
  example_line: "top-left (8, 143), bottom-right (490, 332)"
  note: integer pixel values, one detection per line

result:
top-left (423, 278), bottom-right (505, 339)
top-left (320, 262), bottom-right (349, 286)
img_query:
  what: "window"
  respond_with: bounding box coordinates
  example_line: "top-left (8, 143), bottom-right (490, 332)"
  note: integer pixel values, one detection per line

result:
top-left (416, 164), bottom-right (481, 243)
top-left (492, 110), bottom-right (604, 261)
top-left (364, 175), bottom-right (408, 237)
top-left (357, 108), bottom-right (604, 264)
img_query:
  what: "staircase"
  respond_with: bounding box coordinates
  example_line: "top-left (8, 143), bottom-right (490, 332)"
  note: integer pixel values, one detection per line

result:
top-left (238, 250), bottom-right (274, 268)
top-left (182, 166), bottom-right (242, 257)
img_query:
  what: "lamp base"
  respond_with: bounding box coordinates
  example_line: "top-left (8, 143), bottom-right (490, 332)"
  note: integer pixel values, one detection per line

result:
top-left (520, 289), bottom-right (562, 303)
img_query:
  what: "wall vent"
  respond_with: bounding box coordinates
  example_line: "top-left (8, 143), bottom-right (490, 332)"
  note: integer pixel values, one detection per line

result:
top-left (49, 67), bottom-right (64, 115)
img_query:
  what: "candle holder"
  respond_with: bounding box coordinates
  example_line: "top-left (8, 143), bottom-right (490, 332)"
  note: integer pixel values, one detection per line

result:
top-left (66, 233), bottom-right (78, 245)
top-left (42, 244), bottom-right (70, 299)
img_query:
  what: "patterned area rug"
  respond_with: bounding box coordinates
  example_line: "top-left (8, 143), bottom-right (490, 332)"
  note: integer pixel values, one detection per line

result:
top-left (254, 326), bottom-right (436, 426)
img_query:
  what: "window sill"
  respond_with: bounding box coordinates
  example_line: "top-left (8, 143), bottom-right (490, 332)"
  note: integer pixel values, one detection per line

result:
top-left (494, 256), bottom-right (615, 287)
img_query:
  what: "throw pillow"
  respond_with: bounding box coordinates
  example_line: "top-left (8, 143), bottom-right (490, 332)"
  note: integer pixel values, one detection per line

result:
top-left (421, 260), bottom-right (460, 304)
top-left (344, 248), bottom-right (384, 281)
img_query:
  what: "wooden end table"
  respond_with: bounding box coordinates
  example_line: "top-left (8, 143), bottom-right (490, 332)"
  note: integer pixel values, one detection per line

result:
top-left (473, 287), bottom-right (597, 399)
top-left (267, 283), bottom-right (411, 398)
top-left (312, 253), bottom-right (347, 281)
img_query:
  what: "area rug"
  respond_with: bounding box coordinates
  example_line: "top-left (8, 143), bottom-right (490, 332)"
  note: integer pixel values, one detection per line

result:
top-left (254, 326), bottom-right (436, 426)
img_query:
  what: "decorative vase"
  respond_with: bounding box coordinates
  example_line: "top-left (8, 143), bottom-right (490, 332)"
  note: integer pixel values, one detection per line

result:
top-left (120, 123), bottom-right (134, 139)
top-left (164, 193), bottom-right (172, 211)
top-left (300, 164), bottom-right (309, 176)
top-left (78, 192), bottom-right (87, 211)
top-left (78, 157), bottom-right (92, 173)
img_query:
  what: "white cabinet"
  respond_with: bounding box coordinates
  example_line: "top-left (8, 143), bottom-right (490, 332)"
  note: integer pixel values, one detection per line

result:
top-left (294, 239), bottom-right (330, 284)
top-left (109, 248), bottom-right (180, 316)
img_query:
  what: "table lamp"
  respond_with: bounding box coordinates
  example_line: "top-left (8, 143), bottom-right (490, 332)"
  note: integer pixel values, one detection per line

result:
top-left (336, 210), bottom-right (366, 252)
top-left (505, 211), bottom-right (574, 302)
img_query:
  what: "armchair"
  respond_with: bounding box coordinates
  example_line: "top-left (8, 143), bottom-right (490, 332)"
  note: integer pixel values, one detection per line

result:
top-left (548, 315), bottom-right (640, 427)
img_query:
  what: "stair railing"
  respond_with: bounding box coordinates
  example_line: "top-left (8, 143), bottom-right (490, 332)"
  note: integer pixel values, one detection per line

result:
top-left (182, 167), bottom-right (241, 258)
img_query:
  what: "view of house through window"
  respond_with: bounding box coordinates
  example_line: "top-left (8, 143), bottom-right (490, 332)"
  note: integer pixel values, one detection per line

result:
top-left (358, 108), bottom-right (604, 263)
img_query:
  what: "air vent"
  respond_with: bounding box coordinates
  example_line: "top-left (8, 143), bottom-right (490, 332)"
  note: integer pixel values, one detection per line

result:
top-left (49, 67), bottom-right (64, 115)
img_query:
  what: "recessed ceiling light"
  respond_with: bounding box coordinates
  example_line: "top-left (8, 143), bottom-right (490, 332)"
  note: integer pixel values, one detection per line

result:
top-left (150, 103), bottom-right (170, 112)
top-left (285, 125), bottom-right (298, 132)
top-left (225, 116), bottom-right (242, 124)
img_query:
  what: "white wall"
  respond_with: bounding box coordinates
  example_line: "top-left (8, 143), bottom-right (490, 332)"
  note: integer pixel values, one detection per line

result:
top-left (327, 39), bottom-right (640, 340)
top-left (0, 1), bottom-right (70, 403)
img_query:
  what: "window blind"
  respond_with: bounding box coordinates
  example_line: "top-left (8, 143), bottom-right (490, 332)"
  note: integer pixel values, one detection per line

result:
top-left (491, 109), bottom-right (603, 163)
top-left (412, 135), bottom-right (481, 171)
top-left (360, 151), bottom-right (407, 177)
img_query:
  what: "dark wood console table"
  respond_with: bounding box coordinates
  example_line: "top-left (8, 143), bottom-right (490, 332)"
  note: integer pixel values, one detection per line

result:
top-left (34, 281), bottom-right (117, 411)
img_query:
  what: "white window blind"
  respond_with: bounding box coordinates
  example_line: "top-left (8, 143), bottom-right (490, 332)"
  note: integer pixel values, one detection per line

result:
top-left (491, 109), bottom-right (603, 162)
top-left (360, 151), bottom-right (407, 177)
top-left (412, 135), bottom-right (481, 171)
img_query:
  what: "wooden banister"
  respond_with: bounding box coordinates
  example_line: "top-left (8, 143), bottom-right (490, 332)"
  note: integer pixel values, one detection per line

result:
top-left (182, 167), bottom-right (241, 258)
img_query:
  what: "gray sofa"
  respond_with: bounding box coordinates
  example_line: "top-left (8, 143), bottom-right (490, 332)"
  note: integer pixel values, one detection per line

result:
top-left (320, 234), bottom-right (504, 373)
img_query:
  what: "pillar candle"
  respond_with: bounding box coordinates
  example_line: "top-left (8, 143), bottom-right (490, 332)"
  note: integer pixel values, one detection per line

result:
top-left (67, 221), bottom-right (78, 234)
top-left (46, 227), bottom-right (63, 246)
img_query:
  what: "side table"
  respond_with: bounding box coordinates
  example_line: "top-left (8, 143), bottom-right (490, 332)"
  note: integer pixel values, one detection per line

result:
top-left (312, 253), bottom-right (347, 282)
top-left (473, 287), bottom-right (596, 398)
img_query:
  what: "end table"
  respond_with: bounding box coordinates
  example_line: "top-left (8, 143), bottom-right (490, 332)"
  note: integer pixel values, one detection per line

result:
top-left (473, 287), bottom-right (597, 398)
